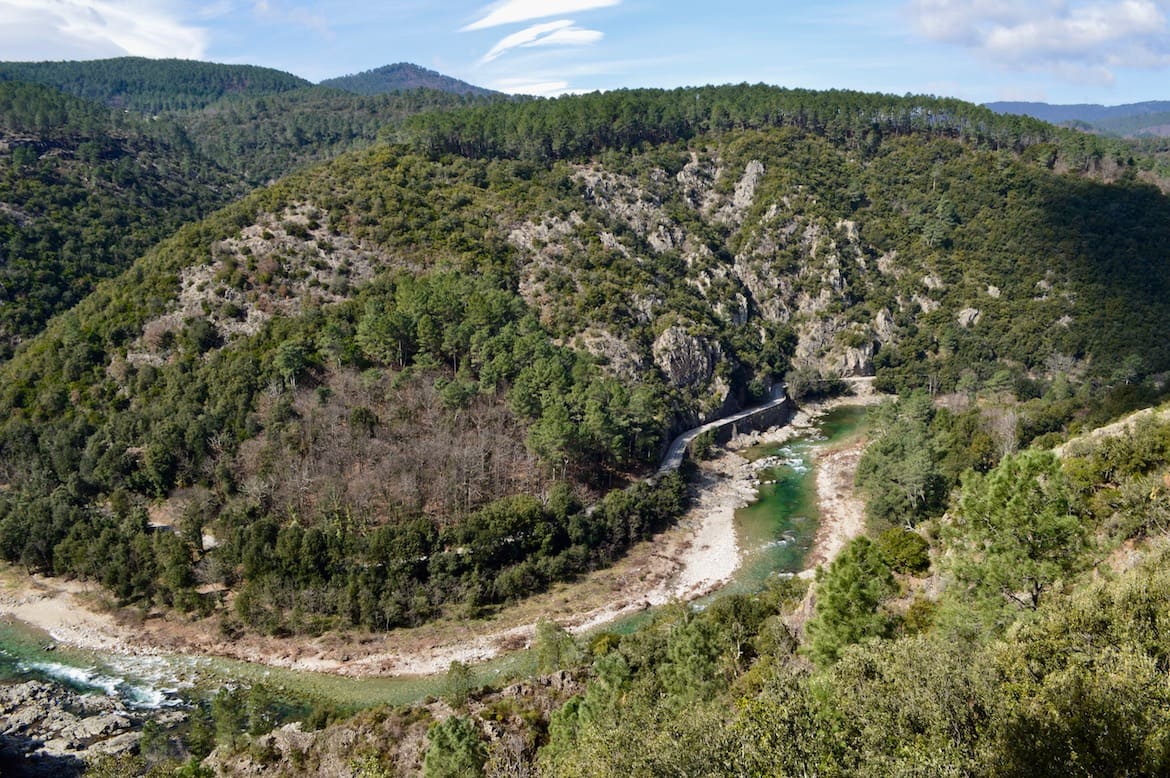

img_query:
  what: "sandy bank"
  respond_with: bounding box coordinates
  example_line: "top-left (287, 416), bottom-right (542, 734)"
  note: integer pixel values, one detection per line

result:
top-left (0, 571), bottom-right (151, 655)
top-left (800, 439), bottom-right (869, 576)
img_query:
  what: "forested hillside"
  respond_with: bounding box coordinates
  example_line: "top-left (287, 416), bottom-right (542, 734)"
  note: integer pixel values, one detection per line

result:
top-left (0, 66), bottom-right (501, 358)
top-left (6, 67), bottom-right (1170, 776)
top-left (177, 86), bottom-right (497, 186)
top-left (0, 80), bottom-right (242, 358)
top-left (0, 57), bottom-right (310, 113)
top-left (2, 85), bottom-right (1169, 645)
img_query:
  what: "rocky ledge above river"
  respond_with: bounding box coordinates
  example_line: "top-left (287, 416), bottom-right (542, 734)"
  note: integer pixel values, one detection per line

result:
top-left (0, 680), bottom-right (183, 777)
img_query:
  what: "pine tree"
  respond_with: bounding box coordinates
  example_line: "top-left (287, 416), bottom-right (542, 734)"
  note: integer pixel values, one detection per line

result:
top-left (805, 536), bottom-right (896, 667)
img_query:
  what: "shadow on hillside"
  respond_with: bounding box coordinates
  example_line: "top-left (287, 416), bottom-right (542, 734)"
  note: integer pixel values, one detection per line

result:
top-left (1036, 173), bottom-right (1170, 373)
top-left (0, 735), bottom-right (84, 778)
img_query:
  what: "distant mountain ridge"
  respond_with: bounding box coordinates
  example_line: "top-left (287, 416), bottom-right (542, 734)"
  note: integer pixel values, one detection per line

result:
top-left (319, 63), bottom-right (498, 97)
top-left (0, 57), bottom-right (310, 113)
top-left (986, 100), bottom-right (1170, 123)
top-left (987, 100), bottom-right (1170, 137)
top-left (0, 58), bottom-right (497, 112)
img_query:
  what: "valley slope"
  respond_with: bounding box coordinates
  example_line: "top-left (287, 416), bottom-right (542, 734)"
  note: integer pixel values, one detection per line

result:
top-left (0, 60), bottom-right (501, 358)
top-left (1, 86), bottom-right (1169, 643)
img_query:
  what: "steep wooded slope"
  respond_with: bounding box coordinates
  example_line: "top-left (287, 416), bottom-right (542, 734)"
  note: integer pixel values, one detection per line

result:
top-left (0, 69), bottom-right (499, 357)
top-left (2, 87), bottom-right (1169, 635)
top-left (0, 80), bottom-right (242, 358)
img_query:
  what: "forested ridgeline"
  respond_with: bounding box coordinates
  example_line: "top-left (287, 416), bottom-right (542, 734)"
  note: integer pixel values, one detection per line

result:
top-left (401, 83), bottom-right (1154, 172)
top-left (3, 83), bottom-right (1170, 640)
top-left (0, 57), bottom-right (310, 114)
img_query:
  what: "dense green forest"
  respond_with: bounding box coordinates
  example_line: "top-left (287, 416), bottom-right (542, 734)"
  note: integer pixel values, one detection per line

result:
top-left (0, 68), bottom-right (500, 357)
top-left (0, 80), bottom-right (242, 357)
top-left (0, 150), bottom-right (689, 631)
top-left (178, 86), bottom-right (499, 186)
top-left (403, 84), bottom-right (1116, 163)
top-left (4, 81), bottom-right (1170, 640)
top-left (6, 64), bottom-right (1170, 775)
top-left (0, 58), bottom-right (310, 113)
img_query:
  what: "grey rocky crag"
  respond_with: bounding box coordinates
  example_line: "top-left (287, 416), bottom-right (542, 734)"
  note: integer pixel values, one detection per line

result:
top-left (506, 154), bottom-right (899, 421)
top-left (0, 681), bottom-right (180, 776)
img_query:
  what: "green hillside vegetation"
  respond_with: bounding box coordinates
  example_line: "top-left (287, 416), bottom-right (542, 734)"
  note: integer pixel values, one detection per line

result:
top-left (0, 71), bottom-right (499, 358)
top-left (0, 80), bottom-right (242, 358)
top-left (177, 86), bottom-right (499, 186)
top-left (5, 68), bottom-right (1170, 776)
top-left (0, 152), bottom-right (686, 631)
top-left (528, 404), bottom-right (1170, 776)
top-left (405, 84), bottom-right (1095, 161)
top-left (0, 57), bottom-right (310, 113)
top-left (170, 402), bottom-right (1170, 776)
top-left (3, 84), bottom-right (1170, 640)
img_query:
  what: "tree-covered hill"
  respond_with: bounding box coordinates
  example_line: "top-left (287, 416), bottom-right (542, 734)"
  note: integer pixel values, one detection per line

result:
top-left (3, 83), bottom-right (1170, 640)
top-left (0, 80), bottom-right (243, 358)
top-left (176, 85), bottom-right (500, 186)
top-left (319, 63), bottom-right (498, 97)
top-left (0, 57), bottom-right (310, 114)
top-left (0, 68), bottom-right (500, 357)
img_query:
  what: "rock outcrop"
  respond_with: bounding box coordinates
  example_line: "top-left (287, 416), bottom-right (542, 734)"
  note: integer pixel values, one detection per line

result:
top-left (0, 681), bottom-right (181, 776)
top-left (653, 326), bottom-right (721, 389)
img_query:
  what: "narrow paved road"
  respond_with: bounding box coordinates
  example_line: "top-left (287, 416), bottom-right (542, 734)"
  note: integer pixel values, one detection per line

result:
top-left (657, 386), bottom-right (790, 475)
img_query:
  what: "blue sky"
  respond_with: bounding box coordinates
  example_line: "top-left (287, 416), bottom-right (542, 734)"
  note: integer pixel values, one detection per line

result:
top-left (4, 0), bottom-right (1170, 105)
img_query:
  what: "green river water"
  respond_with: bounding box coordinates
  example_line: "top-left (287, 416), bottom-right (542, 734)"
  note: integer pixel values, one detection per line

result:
top-left (0, 405), bottom-right (867, 712)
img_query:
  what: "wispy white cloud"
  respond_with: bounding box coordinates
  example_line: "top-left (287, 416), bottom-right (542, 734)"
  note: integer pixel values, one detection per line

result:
top-left (0, 0), bottom-right (206, 60)
top-left (463, 0), bottom-right (619, 31)
top-left (251, 0), bottom-right (331, 37)
top-left (906, 0), bottom-right (1170, 82)
top-left (480, 19), bottom-right (603, 63)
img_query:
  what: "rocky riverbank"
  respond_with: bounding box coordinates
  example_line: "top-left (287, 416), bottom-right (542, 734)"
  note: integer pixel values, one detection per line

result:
top-left (0, 680), bottom-right (183, 776)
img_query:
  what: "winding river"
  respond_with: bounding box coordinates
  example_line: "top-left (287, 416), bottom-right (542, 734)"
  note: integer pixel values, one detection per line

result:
top-left (0, 405), bottom-right (868, 711)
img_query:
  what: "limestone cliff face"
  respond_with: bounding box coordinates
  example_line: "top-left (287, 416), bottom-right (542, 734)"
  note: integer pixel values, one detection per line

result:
top-left (650, 325), bottom-right (734, 420)
top-left (653, 326), bottom-right (721, 389)
top-left (123, 148), bottom-right (910, 422)
top-left (507, 153), bottom-right (905, 415)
